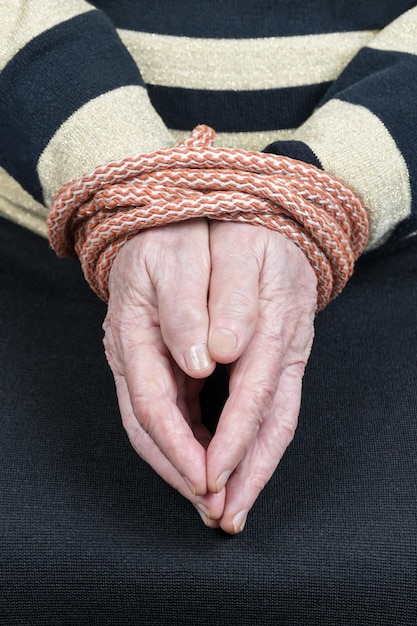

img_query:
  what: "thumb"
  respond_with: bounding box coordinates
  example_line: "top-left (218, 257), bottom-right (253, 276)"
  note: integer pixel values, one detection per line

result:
top-left (149, 219), bottom-right (215, 378)
top-left (208, 221), bottom-right (261, 364)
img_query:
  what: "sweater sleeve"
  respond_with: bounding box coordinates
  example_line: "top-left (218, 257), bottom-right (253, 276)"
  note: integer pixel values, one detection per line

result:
top-left (263, 6), bottom-right (417, 250)
top-left (0, 0), bottom-right (174, 234)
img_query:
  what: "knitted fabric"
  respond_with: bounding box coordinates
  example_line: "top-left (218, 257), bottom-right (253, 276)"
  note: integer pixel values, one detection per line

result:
top-left (47, 125), bottom-right (368, 310)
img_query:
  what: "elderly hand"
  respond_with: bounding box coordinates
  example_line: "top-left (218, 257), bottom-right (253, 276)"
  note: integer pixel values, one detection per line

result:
top-left (103, 219), bottom-right (225, 527)
top-left (205, 221), bottom-right (317, 533)
top-left (103, 218), bottom-right (317, 533)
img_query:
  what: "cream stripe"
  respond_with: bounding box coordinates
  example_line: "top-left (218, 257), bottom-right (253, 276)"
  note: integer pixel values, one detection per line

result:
top-left (292, 99), bottom-right (411, 249)
top-left (368, 7), bottom-right (417, 56)
top-left (0, 167), bottom-right (48, 237)
top-left (118, 29), bottom-right (376, 90)
top-left (0, 1), bottom-right (94, 71)
top-left (170, 128), bottom-right (294, 151)
top-left (37, 85), bottom-right (175, 206)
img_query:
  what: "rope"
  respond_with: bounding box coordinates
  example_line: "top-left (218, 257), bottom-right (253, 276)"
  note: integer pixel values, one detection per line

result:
top-left (47, 125), bottom-right (368, 310)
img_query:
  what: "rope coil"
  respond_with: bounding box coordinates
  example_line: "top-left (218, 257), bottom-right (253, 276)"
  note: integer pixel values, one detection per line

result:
top-left (47, 124), bottom-right (368, 310)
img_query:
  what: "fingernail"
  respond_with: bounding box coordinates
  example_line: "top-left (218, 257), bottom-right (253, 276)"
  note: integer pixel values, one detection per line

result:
top-left (195, 503), bottom-right (211, 519)
top-left (210, 328), bottom-right (238, 353)
top-left (195, 506), bottom-right (218, 528)
top-left (182, 476), bottom-right (197, 496)
top-left (232, 510), bottom-right (249, 534)
top-left (197, 510), bottom-right (211, 527)
top-left (184, 343), bottom-right (213, 371)
top-left (194, 502), bottom-right (213, 528)
top-left (215, 470), bottom-right (231, 493)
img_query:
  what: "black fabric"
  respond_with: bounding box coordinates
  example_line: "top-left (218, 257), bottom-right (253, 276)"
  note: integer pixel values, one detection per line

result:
top-left (263, 139), bottom-right (324, 169)
top-left (0, 216), bottom-right (416, 625)
top-left (147, 83), bottom-right (330, 133)
top-left (89, 0), bottom-right (416, 37)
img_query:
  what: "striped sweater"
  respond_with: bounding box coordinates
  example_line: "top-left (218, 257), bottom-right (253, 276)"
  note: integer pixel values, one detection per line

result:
top-left (1, 0), bottom-right (417, 252)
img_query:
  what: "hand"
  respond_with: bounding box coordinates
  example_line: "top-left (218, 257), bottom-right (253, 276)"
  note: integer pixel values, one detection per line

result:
top-left (205, 221), bottom-right (317, 533)
top-left (103, 219), bottom-right (225, 527)
top-left (103, 218), bottom-right (317, 533)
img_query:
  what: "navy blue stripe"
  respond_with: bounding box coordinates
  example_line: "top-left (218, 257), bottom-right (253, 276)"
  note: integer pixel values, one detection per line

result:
top-left (263, 140), bottom-right (323, 169)
top-left (147, 83), bottom-right (331, 133)
top-left (0, 11), bottom-right (144, 202)
top-left (320, 47), bottom-right (417, 214)
top-left (387, 215), bottom-right (417, 248)
top-left (90, 0), bottom-right (416, 37)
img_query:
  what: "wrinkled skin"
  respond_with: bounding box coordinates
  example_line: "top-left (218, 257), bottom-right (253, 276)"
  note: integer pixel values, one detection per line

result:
top-left (103, 219), bottom-right (317, 533)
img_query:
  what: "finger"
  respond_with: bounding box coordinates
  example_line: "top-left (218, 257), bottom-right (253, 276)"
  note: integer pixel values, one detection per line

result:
top-left (115, 373), bottom-right (225, 525)
top-left (119, 323), bottom-right (209, 496)
top-left (206, 328), bottom-right (283, 494)
top-left (218, 364), bottom-right (303, 534)
top-left (208, 221), bottom-right (260, 364)
top-left (149, 220), bottom-right (215, 378)
top-left (206, 230), bottom-right (316, 495)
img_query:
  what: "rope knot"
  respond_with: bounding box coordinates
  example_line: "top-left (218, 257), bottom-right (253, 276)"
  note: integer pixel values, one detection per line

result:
top-left (179, 124), bottom-right (217, 148)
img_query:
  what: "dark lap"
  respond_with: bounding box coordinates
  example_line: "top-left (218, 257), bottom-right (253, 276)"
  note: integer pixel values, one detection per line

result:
top-left (1, 217), bottom-right (416, 625)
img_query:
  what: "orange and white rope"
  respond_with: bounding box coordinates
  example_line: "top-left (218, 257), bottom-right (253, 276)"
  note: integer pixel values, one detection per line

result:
top-left (47, 124), bottom-right (368, 310)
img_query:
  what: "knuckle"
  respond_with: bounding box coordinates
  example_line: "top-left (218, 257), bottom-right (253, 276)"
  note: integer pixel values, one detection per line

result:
top-left (244, 383), bottom-right (275, 425)
top-left (102, 313), bottom-right (111, 335)
top-left (215, 289), bottom-right (258, 322)
top-left (230, 436), bottom-right (252, 463)
top-left (125, 425), bottom-right (148, 459)
top-left (249, 469), bottom-right (269, 494)
top-left (130, 393), bottom-right (153, 436)
top-left (102, 333), bottom-right (113, 360)
top-left (102, 319), bottom-right (124, 375)
top-left (173, 306), bottom-right (208, 332)
top-left (278, 416), bottom-right (298, 444)
top-left (129, 394), bottom-right (174, 445)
